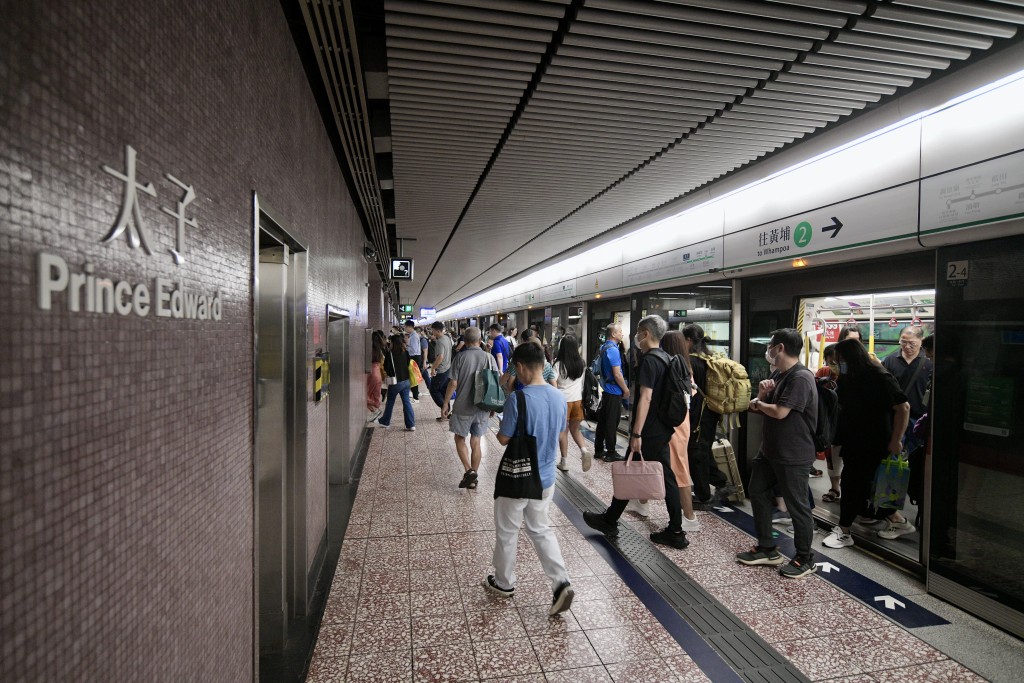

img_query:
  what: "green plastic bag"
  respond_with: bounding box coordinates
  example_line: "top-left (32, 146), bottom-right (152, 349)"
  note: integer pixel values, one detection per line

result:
top-left (871, 451), bottom-right (911, 510)
top-left (474, 368), bottom-right (505, 412)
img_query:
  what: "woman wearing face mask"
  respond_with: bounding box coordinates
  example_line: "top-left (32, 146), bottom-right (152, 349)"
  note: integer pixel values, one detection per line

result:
top-left (823, 339), bottom-right (912, 549)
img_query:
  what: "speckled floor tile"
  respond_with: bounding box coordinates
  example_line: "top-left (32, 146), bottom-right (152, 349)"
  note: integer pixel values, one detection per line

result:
top-left (570, 599), bottom-right (633, 630)
top-left (413, 643), bottom-right (479, 683)
top-left (412, 613), bottom-right (471, 647)
top-left (870, 659), bottom-right (986, 683)
top-left (473, 636), bottom-right (543, 679)
top-left (411, 588), bottom-right (464, 617)
top-left (345, 649), bottom-right (412, 682)
top-left (349, 617), bottom-right (412, 655)
top-left (662, 655), bottom-right (712, 683)
top-left (315, 621), bottom-right (355, 657)
top-left (530, 630), bottom-right (604, 672)
top-left (542, 665), bottom-right (614, 682)
top-left (606, 657), bottom-right (679, 682)
top-left (634, 621), bottom-right (683, 658)
top-left (584, 625), bottom-right (660, 665)
top-left (518, 605), bottom-right (582, 636)
top-left (356, 591), bottom-right (411, 620)
top-left (467, 606), bottom-right (528, 642)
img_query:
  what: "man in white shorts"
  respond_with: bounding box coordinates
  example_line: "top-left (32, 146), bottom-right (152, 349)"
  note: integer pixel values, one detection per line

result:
top-left (442, 326), bottom-right (498, 489)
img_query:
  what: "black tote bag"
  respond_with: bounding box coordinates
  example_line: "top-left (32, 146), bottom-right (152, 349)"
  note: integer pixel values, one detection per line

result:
top-left (493, 391), bottom-right (543, 500)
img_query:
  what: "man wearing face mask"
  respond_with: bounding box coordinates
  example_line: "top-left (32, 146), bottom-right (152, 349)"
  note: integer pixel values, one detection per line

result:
top-left (583, 315), bottom-right (690, 549)
top-left (736, 329), bottom-right (819, 578)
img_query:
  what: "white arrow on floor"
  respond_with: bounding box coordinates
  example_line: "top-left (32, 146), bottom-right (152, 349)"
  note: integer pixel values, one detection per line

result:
top-left (714, 506), bottom-right (732, 512)
top-left (818, 562), bottom-right (840, 574)
top-left (874, 595), bottom-right (906, 610)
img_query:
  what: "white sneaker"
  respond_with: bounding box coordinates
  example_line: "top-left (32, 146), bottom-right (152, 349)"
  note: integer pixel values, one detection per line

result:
top-left (581, 447), bottom-right (593, 473)
top-left (681, 515), bottom-right (701, 532)
top-left (823, 526), bottom-right (854, 548)
top-left (405, 426), bottom-right (416, 432)
top-left (557, 458), bottom-right (569, 472)
top-left (877, 520), bottom-right (915, 540)
top-left (410, 398), bottom-right (420, 403)
top-left (369, 419), bottom-right (388, 429)
top-left (627, 500), bottom-right (650, 518)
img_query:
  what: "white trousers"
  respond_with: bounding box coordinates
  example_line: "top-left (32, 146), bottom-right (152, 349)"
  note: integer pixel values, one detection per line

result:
top-left (492, 486), bottom-right (570, 592)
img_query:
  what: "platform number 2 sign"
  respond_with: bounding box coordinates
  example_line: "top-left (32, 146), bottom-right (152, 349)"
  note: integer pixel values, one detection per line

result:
top-left (947, 260), bottom-right (969, 287)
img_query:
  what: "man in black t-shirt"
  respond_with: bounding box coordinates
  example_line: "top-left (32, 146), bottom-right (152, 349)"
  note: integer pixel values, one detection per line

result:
top-left (582, 315), bottom-right (689, 550)
top-left (736, 329), bottom-right (819, 579)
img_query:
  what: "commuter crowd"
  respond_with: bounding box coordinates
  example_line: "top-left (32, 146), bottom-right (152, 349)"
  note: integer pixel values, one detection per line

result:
top-left (362, 314), bottom-right (933, 614)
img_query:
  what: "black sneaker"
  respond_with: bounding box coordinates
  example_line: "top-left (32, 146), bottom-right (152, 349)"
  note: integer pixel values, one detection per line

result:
top-left (582, 511), bottom-right (619, 538)
top-left (603, 452), bottom-right (625, 462)
top-left (482, 575), bottom-right (514, 598)
top-left (650, 528), bottom-right (689, 549)
top-left (736, 545), bottom-right (785, 566)
top-left (692, 498), bottom-right (715, 512)
top-left (713, 484), bottom-right (738, 503)
top-left (549, 581), bottom-right (574, 616)
top-left (779, 556), bottom-right (817, 579)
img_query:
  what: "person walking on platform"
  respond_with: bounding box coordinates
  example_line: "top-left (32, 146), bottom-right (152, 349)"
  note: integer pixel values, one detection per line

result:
top-left (485, 342), bottom-right (574, 616)
top-left (594, 323), bottom-right (630, 462)
top-left (822, 339), bottom-right (912, 548)
top-left (427, 321), bottom-right (454, 419)
top-left (488, 323), bottom-right (512, 374)
top-left (442, 327), bottom-right (498, 490)
top-left (682, 324), bottom-right (736, 509)
top-left (661, 330), bottom-right (701, 531)
top-left (405, 320), bottom-right (422, 402)
top-left (583, 315), bottom-right (690, 550)
top-left (370, 333), bottom-right (416, 432)
top-left (551, 335), bottom-right (594, 473)
top-left (736, 329), bottom-right (818, 578)
top-left (366, 333), bottom-right (384, 421)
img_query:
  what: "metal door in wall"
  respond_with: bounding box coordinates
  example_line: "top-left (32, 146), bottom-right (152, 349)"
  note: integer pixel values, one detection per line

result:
top-left (928, 234), bottom-right (1024, 638)
top-left (327, 309), bottom-right (350, 485)
top-left (254, 206), bottom-right (310, 664)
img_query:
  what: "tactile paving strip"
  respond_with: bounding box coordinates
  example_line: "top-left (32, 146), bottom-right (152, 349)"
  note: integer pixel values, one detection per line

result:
top-left (556, 474), bottom-right (811, 683)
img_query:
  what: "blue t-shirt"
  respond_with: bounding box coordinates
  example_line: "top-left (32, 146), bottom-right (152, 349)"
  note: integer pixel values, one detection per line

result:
top-left (600, 341), bottom-right (623, 396)
top-left (490, 335), bottom-right (511, 373)
top-left (499, 384), bottom-right (567, 490)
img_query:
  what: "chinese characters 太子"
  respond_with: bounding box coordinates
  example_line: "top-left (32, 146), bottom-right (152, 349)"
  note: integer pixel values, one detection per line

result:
top-left (102, 144), bottom-right (198, 265)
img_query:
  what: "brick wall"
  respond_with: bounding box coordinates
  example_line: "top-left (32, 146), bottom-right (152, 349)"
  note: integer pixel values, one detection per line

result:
top-left (0, 1), bottom-right (369, 680)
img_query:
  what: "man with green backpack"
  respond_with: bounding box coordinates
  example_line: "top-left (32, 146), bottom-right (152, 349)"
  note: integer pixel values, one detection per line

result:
top-left (443, 326), bottom-right (500, 490)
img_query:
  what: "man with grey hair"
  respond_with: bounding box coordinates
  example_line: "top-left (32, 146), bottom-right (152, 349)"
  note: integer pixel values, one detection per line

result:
top-left (443, 326), bottom-right (498, 490)
top-left (594, 323), bottom-right (630, 461)
top-left (584, 315), bottom-right (690, 549)
top-left (882, 325), bottom-right (932, 450)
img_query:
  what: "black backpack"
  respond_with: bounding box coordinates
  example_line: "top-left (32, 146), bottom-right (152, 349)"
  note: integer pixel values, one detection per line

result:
top-left (654, 352), bottom-right (692, 428)
top-left (813, 376), bottom-right (840, 451)
top-left (582, 368), bottom-right (601, 421)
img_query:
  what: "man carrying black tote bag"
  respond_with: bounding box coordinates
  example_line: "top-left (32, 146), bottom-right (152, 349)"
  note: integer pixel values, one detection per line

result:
top-left (484, 342), bottom-right (575, 617)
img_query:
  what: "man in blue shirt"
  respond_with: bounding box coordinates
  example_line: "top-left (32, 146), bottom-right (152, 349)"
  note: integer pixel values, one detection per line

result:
top-left (595, 323), bottom-right (630, 461)
top-left (485, 342), bottom-right (574, 616)
top-left (488, 323), bottom-right (512, 374)
top-left (405, 320), bottom-right (422, 401)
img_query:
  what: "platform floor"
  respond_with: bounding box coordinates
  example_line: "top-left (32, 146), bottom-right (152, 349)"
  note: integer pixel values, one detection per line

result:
top-left (306, 398), bottom-right (1022, 682)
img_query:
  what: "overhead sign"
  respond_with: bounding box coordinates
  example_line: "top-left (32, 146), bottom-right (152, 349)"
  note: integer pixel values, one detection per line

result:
top-left (391, 257), bottom-right (414, 280)
top-left (920, 149), bottom-right (1024, 234)
top-left (723, 185), bottom-right (917, 270)
top-left (420, 307), bottom-right (436, 318)
top-left (398, 304), bottom-right (413, 314)
top-left (622, 239), bottom-right (722, 287)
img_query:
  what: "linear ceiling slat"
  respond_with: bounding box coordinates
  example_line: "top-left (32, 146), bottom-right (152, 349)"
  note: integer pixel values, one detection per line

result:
top-left (589, 0), bottom-right (836, 37)
top-left (388, 71), bottom-right (529, 91)
top-left (390, 83), bottom-right (523, 103)
top-left (652, 0), bottom-right (857, 25)
top-left (896, 0), bottom-right (1024, 24)
top-left (852, 16), bottom-right (994, 49)
top-left (552, 52), bottom-right (761, 86)
top-left (545, 64), bottom-right (748, 95)
top-left (562, 34), bottom-right (783, 72)
top-left (421, 0), bottom-right (571, 18)
top-left (871, 4), bottom-right (1017, 37)
top-left (571, 18), bottom-right (804, 60)
top-left (386, 11), bottom-right (556, 45)
top-left (387, 37), bottom-right (543, 64)
top-left (385, 0), bottom-right (562, 31)
top-left (387, 24), bottom-right (550, 53)
top-left (535, 81), bottom-right (729, 109)
top-left (821, 41), bottom-right (953, 69)
top-left (765, 80), bottom-right (883, 103)
top-left (794, 58), bottom-right (923, 83)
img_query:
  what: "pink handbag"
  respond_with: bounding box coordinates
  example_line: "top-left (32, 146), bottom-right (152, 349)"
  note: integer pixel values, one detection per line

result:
top-left (611, 451), bottom-right (666, 501)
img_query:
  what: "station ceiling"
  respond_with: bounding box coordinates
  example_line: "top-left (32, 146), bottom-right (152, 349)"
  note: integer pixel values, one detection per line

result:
top-left (297, 0), bottom-right (1024, 313)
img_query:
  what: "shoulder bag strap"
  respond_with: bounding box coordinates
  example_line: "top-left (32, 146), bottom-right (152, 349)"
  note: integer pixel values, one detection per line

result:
top-left (516, 390), bottom-right (527, 438)
top-left (900, 358), bottom-right (927, 394)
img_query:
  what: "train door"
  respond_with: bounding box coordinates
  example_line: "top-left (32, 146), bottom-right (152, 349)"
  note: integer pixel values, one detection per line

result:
top-left (254, 210), bottom-right (309, 661)
top-left (928, 234), bottom-right (1024, 638)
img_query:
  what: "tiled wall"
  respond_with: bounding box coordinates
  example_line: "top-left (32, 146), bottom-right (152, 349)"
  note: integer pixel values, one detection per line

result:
top-left (0, 1), bottom-right (369, 681)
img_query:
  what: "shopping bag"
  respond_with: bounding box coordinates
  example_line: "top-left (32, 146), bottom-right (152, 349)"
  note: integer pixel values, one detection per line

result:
top-left (408, 359), bottom-right (423, 388)
top-left (871, 451), bottom-right (911, 510)
top-left (611, 451), bottom-right (666, 501)
top-left (494, 391), bottom-right (542, 500)
top-left (474, 368), bottom-right (505, 412)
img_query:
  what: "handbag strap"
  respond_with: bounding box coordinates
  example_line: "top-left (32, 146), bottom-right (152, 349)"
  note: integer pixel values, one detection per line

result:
top-left (516, 390), bottom-right (528, 438)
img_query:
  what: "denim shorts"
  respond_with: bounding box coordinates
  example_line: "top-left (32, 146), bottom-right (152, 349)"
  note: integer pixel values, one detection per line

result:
top-left (449, 411), bottom-right (490, 438)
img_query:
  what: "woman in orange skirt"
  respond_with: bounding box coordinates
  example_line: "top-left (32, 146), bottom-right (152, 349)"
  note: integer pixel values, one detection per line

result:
top-left (661, 331), bottom-right (700, 531)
